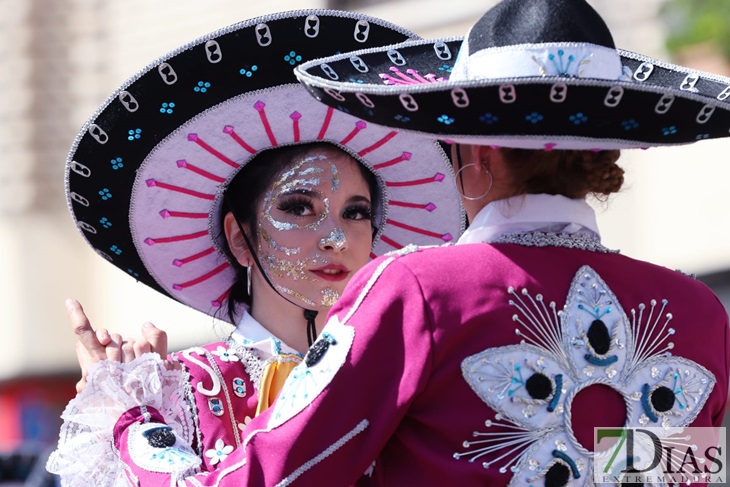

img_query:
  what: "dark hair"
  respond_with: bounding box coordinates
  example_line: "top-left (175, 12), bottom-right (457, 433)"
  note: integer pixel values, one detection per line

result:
top-left (499, 148), bottom-right (624, 199)
top-left (220, 142), bottom-right (379, 322)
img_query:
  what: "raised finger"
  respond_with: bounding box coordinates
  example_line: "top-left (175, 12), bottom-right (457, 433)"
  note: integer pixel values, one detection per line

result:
top-left (66, 298), bottom-right (105, 360)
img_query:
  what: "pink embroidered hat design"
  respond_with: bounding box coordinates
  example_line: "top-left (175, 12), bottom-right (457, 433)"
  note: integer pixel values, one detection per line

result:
top-left (66, 10), bottom-right (464, 321)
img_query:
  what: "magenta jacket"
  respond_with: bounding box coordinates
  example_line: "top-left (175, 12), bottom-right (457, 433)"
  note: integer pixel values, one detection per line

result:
top-left (102, 239), bottom-right (728, 486)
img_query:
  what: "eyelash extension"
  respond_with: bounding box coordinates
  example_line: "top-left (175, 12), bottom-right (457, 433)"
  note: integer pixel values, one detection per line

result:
top-left (277, 195), bottom-right (314, 215)
top-left (344, 204), bottom-right (372, 220)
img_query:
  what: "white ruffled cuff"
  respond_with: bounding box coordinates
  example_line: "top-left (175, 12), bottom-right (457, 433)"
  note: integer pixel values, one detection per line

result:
top-left (47, 353), bottom-right (195, 487)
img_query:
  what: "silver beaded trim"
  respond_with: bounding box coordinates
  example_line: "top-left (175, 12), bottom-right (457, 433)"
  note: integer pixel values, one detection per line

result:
top-left (199, 348), bottom-right (241, 447)
top-left (225, 336), bottom-right (266, 391)
top-left (175, 356), bottom-right (204, 457)
top-left (274, 419), bottom-right (369, 487)
top-left (492, 231), bottom-right (618, 253)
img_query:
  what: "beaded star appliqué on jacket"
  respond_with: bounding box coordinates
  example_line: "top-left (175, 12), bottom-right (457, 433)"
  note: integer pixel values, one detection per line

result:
top-left (457, 265), bottom-right (715, 486)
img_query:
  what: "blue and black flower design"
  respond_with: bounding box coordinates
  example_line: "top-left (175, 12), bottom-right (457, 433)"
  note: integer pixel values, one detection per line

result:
top-left (457, 266), bottom-right (715, 486)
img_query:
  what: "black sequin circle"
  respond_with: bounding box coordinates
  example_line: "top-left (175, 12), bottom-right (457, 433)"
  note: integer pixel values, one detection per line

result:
top-left (544, 462), bottom-right (571, 487)
top-left (650, 386), bottom-right (676, 413)
top-left (525, 373), bottom-right (553, 400)
top-left (587, 319), bottom-right (611, 355)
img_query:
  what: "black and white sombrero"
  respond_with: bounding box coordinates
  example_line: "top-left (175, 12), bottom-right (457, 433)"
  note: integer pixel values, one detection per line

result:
top-left (66, 10), bottom-right (464, 322)
top-left (294, 0), bottom-right (730, 150)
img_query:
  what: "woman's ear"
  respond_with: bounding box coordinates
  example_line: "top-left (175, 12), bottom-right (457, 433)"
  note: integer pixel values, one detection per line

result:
top-left (475, 145), bottom-right (499, 172)
top-left (223, 212), bottom-right (252, 267)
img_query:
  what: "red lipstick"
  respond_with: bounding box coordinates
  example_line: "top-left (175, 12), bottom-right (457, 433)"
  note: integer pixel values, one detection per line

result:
top-left (310, 264), bottom-right (350, 282)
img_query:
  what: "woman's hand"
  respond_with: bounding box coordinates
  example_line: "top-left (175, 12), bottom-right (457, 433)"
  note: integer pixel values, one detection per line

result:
top-left (66, 298), bottom-right (171, 393)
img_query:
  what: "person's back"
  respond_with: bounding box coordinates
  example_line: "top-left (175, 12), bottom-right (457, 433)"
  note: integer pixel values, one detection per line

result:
top-left (341, 241), bottom-right (727, 485)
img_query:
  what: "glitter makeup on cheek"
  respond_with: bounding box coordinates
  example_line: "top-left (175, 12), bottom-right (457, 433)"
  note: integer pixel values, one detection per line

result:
top-left (259, 227), bottom-right (301, 256)
top-left (319, 227), bottom-right (347, 250)
top-left (321, 287), bottom-right (340, 307)
top-left (264, 254), bottom-right (310, 280)
top-left (275, 285), bottom-right (317, 307)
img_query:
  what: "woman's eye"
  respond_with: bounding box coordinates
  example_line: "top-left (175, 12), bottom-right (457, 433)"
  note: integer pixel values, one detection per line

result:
top-left (288, 204), bottom-right (313, 216)
top-left (343, 205), bottom-right (372, 221)
top-left (277, 197), bottom-right (314, 217)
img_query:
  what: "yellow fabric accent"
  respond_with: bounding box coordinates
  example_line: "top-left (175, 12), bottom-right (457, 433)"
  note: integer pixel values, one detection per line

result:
top-left (255, 354), bottom-right (302, 416)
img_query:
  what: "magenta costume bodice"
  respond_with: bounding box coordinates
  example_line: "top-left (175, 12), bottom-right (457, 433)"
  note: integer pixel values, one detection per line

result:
top-left (106, 239), bottom-right (728, 486)
top-left (51, 196), bottom-right (729, 486)
top-left (171, 340), bottom-right (266, 472)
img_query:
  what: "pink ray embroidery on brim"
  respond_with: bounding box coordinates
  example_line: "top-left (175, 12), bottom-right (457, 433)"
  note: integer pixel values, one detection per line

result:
top-left (380, 235), bottom-right (403, 250)
top-left (317, 107), bottom-right (335, 140)
top-left (177, 160), bottom-right (226, 183)
top-left (173, 262), bottom-right (230, 290)
top-left (373, 151), bottom-right (412, 170)
top-left (188, 133), bottom-right (240, 168)
top-left (146, 179), bottom-right (215, 200)
top-left (173, 247), bottom-right (216, 267)
top-left (358, 131), bottom-right (398, 156)
top-left (290, 112), bottom-right (302, 142)
top-left (144, 230), bottom-right (208, 246)
top-left (389, 200), bottom-right (437, 212)
top-left (385, 172), bottom-right (445, 187)
top-left (159, 209), bottom-right (208, 219)
top-left (254, 101), bottom-right (278, 147)
top-left (223, 125), bottom-right (257, 154)
top-left (211, 287), bottom-right (232, 308)
top-left (387, 219), bottom-right (452, 242)
top-left (340, 121), bottom-right (367, 145)
top-left (379, 67), bottom-right (446, 86)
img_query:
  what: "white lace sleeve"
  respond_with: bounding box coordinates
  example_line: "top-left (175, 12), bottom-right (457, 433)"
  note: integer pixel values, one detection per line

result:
top-left (47, 353), bottom-right (195, 487)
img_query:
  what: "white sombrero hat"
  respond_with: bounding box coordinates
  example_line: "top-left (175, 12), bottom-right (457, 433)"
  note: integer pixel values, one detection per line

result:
top-left (66, 10), bottom-right (464, 322)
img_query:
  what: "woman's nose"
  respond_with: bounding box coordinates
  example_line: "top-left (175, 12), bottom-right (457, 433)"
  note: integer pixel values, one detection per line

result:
top-left (319, 227), bottom-right (347, 251)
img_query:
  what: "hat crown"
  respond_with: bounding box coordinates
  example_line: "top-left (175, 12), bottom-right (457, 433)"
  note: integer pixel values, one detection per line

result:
top-left (468, 0), bottom-right (615, 51)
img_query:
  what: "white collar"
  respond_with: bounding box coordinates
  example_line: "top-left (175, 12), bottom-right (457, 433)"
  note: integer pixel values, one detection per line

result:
top-left (457, 194), bottom-right (600, 245)
top-left (228, 310), bottom-right (301, 358)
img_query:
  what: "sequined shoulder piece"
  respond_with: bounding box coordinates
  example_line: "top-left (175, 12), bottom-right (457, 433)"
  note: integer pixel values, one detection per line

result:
top-left (384, 242), bottom-right (452, 257)
top-left (492, 232), bottom-right (618, 253)
top-left (457, 265), bottom-right (715, 485)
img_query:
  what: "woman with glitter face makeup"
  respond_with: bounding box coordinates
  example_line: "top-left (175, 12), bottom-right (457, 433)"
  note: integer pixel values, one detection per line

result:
top-left (49, 11), bottom-right (463, 485)
top-left (221, 142), bottom-right (378, 355)
top-left (58, 1), bottom-right (730, 485)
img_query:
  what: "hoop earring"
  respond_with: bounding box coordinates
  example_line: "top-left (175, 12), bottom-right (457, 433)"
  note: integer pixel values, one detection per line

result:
top-left (455, 163), bottom-right (493, 201)
top-left (246, 266), bottom-right (252, 296)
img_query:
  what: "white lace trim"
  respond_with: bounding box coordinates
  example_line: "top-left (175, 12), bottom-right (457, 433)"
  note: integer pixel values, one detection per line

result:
top-left (47, 353), bottom-right (195, 487)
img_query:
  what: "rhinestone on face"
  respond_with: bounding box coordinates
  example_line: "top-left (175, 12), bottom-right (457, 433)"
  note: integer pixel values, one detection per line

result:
top-left (583, 366), bottom-right (595, 377)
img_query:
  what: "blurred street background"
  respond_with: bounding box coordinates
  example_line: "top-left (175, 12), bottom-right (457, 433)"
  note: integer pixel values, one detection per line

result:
top-left (0, 0), bottom-right (729, 484)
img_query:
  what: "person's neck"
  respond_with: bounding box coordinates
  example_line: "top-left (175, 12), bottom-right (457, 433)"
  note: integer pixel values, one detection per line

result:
top-left (249, 295), bottom-right (328, 355)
